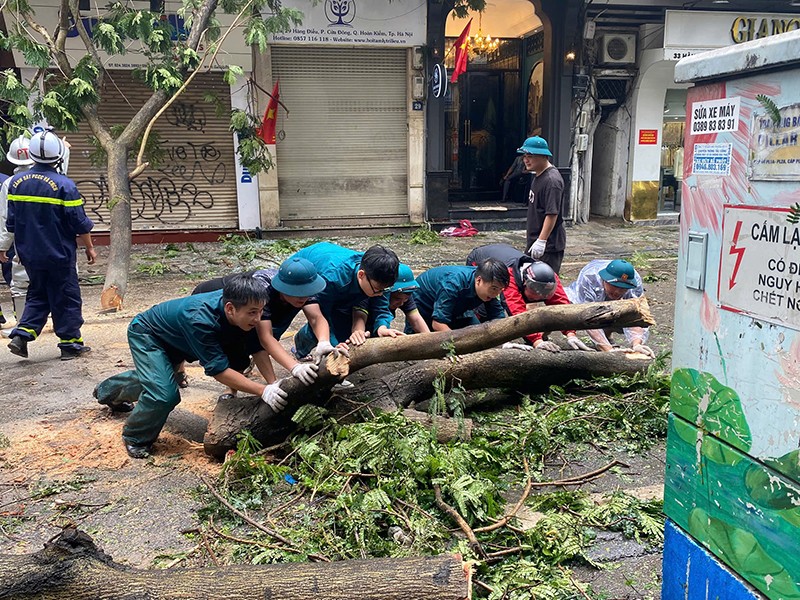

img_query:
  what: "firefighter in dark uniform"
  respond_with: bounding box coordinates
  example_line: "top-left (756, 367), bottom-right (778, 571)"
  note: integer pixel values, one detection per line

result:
top-left (466, 243), bottom-right (593, 352)
top-left (5, 130), bottom-right (96, 360)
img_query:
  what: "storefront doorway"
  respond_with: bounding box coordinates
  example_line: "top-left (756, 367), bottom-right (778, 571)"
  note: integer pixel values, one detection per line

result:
top-left (660, 89), bottom-right (687, 214)
top-left (445, 62), bottom-right (521, 202)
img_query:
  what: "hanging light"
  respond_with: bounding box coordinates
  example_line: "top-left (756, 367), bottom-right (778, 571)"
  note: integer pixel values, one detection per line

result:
top-left (469, 13), bottom-right (500, 57)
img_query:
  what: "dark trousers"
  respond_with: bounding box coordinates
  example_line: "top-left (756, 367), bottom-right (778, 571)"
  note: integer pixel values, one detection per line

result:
top-left (11, 264), bottom-right (85, 349)
top-left (539, 251), bottom-right (564, 274)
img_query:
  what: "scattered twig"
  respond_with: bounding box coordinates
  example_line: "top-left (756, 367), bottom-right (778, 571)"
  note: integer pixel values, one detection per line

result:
top-left (432, 484), bottom-right (486, 559)
top-left (531, 460), bottom-right (627, 487)
top-left (199, 473), bottom-right (292, 545)
top-left (395, 497), bottom-right (438, 521)
top-left (473, 579), bottom-right (495, 593)
top-left (207, 519), bottom-right (330, 562)
top-left (565, 568), bottom-right (593, 600)
top-left (161, 546), bottom-right (199, 569)
top-left (200, 530), bottom-right (220, 567)
top-left (475, 455), bottom-right (532, 534)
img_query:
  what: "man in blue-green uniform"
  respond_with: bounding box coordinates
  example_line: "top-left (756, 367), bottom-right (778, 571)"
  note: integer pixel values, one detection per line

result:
top-left (5, 130), bottom-right (96, 360)
top-left (290, 243), bottom-right (400, 357)
top-left (412, 259), bottom-right (510, 332)
top-left (95, 274), bottom-right (313, 459)
top-left (350, 264), bottom-right (430, 341)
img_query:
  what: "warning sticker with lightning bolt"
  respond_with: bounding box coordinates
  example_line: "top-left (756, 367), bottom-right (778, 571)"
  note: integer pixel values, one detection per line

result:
top-left (718, 205), bottom-right (800, 330)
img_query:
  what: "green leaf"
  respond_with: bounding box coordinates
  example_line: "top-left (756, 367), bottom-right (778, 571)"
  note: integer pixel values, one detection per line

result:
top-left (670, 368), bottom-right (751, 452)
top-left (745, 449), bottom-right (800, 510)
top-left (688, 508), bottom-right (800, 598)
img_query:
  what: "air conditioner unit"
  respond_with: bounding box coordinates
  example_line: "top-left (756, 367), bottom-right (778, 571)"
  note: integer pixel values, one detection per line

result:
top-left (599, 34), bottom-right (636, 65)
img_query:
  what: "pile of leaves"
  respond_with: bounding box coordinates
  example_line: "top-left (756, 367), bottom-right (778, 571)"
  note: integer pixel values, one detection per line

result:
top-left (197, 364), bottom-right (670, 599)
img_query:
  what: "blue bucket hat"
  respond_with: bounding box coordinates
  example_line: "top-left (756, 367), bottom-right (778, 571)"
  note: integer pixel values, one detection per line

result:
top-left (517, 136), bottom-right (552, 157)
top-left (391, 264), bottom-right (418, 293)
top-left (271, 257), bottom-right (326, 297)
top-left (599, 259), bottom-right (637, 289)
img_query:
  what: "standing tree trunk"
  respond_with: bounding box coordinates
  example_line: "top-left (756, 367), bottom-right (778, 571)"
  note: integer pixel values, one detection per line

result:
top-left (100, 146), bottom-right (133, 310)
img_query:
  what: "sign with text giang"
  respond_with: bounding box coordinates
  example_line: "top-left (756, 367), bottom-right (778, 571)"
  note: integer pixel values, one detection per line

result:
top-left (718, 205), bottom-right (800, 330)
top-left (750, 103), bottom-right (800, 180)
top-left (269, 0), bottom-right (426, 46)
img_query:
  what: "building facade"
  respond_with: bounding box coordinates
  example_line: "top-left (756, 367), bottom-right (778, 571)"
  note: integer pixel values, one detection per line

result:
top-left (583, 0), bottom-right (800, 223)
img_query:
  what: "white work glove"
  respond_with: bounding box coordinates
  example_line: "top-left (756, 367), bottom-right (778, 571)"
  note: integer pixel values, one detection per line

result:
top-left (261, 381), bottom-right (288, 412)
top-left (291, 363), bottom-right (319, 385)
top-left (502, 342), bottom-right (531, 351)
top-left (534, 340), bottom-right (561, 353)
top-left (632, 344), bottom-right (656, 358)
top-left (566, 335), bottom-right (594, 352)
top-left (528, 239), bottom-right (547, 258)
top-left (311, 340), bottom-right (348, 364)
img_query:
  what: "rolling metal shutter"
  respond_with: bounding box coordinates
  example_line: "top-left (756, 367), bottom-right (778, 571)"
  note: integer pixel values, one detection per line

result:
top-left (271, 47), bottom-right (408, 222)
top-left (65, 71), bottom-right (238, 231)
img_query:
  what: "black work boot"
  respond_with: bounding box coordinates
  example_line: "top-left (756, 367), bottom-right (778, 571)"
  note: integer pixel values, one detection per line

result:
top-left (60, 345), bottom-right (92, 361)
top-left (8, 336), bottom-right (28, 358)
top-left (124, 440), bottom-right (153, 459)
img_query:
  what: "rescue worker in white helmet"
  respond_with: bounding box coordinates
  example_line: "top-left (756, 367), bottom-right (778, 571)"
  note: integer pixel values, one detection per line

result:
top-left (3, 129), bottom-right (97, 360)
top-left (0, 134), bottom-right (35, 336)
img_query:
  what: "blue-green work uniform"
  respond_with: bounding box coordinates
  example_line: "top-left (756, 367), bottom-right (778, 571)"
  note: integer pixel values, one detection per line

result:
top-left (290, 243), bottom-right (392, 357)
top-left (95, 291), bottom-right (245, 446)
top-left (411, 266), bottom-right (505, 331)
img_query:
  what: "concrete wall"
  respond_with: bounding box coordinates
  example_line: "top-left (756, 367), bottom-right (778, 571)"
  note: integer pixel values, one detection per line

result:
top-left (590, 104), bottom-right (631, 217)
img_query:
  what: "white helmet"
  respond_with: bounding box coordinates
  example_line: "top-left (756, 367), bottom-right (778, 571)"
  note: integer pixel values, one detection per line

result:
top-left (7, 135), bottom-right (33, 166)
top-left (28, 130), bottom-right (65, 165)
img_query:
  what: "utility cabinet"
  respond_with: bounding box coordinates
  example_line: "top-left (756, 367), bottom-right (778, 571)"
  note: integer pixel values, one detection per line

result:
top-left (663, 30), bottom-right (800, 600)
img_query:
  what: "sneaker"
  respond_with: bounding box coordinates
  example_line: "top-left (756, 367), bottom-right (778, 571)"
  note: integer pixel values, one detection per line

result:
top-left (8, 336), bottom-right (28, 358)
top-left (60, 345), bottom-right (92, 361)
top-left (1, 327), bottom-right (14, 339)
top-left (332, 378), bottom-right (354, 390)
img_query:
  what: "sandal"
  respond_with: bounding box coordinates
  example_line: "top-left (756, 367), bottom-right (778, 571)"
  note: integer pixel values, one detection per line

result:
top-left (175, 371), bottom-right (189, 389)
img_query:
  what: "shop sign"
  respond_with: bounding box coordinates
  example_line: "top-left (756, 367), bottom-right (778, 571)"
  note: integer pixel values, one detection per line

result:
top-left (269, 0), bottom-right (426, 46)
top-left (718, 205), bottom-right (800, 330)
top-left (431, 63), bottom-right (448, 99)
top-left (689, 97), bottom-right (740, 136)
top-left (664, 10), bottom-right (800, 61)
top-left (750, 103), bottom-right (800, 180)
top-left (692, 143), bottom-right (732, 176)
top-left (638, 129), bottom-right (658, 145)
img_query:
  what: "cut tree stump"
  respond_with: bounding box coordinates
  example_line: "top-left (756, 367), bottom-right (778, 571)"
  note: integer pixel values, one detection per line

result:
top-left (203, 298), bottom-right (655, 457)
top-left (0, 527), bottom-right (471, 600)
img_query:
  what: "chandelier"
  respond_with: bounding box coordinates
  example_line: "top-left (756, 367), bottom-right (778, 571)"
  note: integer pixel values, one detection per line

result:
top-left (469, 14), bottom-right (500, 57)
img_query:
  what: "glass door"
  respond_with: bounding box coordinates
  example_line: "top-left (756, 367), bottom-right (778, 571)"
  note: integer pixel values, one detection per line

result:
top-left (447, 72), bottom-right (502, 196)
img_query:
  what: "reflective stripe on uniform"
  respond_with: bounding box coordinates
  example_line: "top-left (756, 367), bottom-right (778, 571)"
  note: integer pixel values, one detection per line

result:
top-left (8, 194), bottom-right (83, 207)
top-left (18, 327), bottom-right (38, 339)
top-left (59, 337), bottom-right (84, 344)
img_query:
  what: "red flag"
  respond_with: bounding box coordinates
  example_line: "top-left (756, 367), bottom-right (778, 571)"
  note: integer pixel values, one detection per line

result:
top-left (450, 19), bottom-right (472, 83)
top-left (257, 80), bottom-right (280, 144)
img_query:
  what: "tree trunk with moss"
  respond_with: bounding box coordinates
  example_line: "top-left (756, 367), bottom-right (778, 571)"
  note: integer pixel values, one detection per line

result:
top-left (203, 298), bottom-right (655, 457)
top-left (0, 528), bottom-right (471, 600)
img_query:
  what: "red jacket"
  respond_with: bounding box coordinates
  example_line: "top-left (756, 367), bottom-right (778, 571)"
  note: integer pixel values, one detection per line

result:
top-left (502, 269), bottom-right (575, 345)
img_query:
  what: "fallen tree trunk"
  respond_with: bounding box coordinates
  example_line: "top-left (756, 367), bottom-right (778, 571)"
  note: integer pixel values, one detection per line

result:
top-left (335, 348), bottom-right (652, 411)
top-left (0, 528), bottom-right (471, 600)
top-left (204, 298), bottom-right (654, 457)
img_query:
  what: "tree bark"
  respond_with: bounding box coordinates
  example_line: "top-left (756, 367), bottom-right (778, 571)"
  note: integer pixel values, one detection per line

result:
top-left (203, 298), bottom-right (653, 457)
top-left (336, 348), bottom-right (652, 412)
top-left (401, 409), bottom-right (473, 442)
top-left (100, 147), bottom-right (133, 309)
top-left (0, 528), bottom-right (471, 600)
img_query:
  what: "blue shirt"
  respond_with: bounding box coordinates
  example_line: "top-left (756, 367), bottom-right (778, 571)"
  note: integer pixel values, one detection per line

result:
top-left (291, 243), bottom-right (392, 337)
top-left (413, 265), bottom-right (505, 327)
top-left (5, 164), bottom-right (93, 268)
top-left (133, 291), bottom-right (244, 377)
